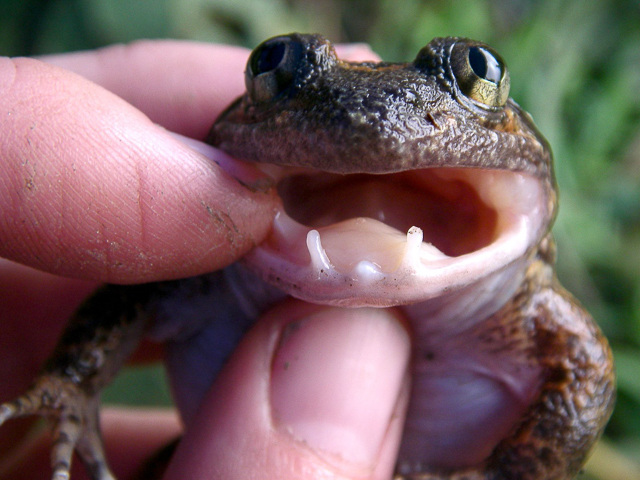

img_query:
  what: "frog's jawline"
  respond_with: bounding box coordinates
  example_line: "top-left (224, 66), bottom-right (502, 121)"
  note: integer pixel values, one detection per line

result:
top-left (244, 164), bottom-right (546, 307)
top-left (232, 162), bottom-right (548, 471)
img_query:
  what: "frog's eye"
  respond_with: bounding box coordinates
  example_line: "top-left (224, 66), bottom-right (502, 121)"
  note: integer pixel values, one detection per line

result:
top-left (245, 36), bottom-right (303, 102)
top-left (450, 42), bottom-right (510, 108)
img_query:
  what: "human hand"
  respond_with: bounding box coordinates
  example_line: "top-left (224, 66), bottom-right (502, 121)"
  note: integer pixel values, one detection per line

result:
top-left (0, 41), bottom-right (412, 479)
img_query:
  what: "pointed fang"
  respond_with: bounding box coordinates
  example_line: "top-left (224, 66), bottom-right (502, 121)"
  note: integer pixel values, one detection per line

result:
top-left (306, 230), bottom-right (333, 273)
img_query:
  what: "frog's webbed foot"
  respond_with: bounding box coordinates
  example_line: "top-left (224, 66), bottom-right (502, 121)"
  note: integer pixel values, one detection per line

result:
top-left (0, 375), bottom-right (115, 480)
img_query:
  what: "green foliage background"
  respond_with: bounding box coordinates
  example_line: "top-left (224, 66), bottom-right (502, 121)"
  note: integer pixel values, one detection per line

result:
top-left (2, 0), bottom-right (639, 477)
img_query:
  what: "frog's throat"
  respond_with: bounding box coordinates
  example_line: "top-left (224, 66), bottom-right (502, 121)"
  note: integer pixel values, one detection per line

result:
top-left (244, 166), bottom-right (547, 306)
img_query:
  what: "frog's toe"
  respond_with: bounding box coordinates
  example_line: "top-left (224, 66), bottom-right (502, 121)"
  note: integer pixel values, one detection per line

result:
top-left (0, 402), bottom-right (17, 424)
top-left (74, 408), bottom-right (117, 480)
top-left (50, 411), bottom-right (83, 480)
top-left (0, 376), bottom-right (115, 480)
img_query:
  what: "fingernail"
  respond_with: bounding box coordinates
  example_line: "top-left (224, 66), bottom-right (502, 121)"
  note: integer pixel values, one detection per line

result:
top-left (334, 43), bottom-right (381, 62)
top-left (169, 131), bottom-right (274, 193)
top-left (270, 307), bottom-right (410, 470)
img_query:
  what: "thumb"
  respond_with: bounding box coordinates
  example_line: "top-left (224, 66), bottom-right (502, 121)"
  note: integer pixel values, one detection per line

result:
top-left (165, 300), bottom-right (411, 480)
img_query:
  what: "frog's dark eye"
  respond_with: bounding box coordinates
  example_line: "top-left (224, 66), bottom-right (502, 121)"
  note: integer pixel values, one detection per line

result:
top-left (245, 36), bottom-right (304, 103)
top-left (450, 42), bottom-right (510, 107)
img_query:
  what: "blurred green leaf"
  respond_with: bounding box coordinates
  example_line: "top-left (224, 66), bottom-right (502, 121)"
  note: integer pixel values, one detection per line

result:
top-left (102, 364), bottom-right (172, 407)
top-left (615, 347), bottom-right (640, 403)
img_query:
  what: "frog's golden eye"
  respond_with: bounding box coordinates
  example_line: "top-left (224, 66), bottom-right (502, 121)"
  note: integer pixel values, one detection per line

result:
top-left (450, 42), bottom-right (510, 108)
top-left (245, 36), bottom-right (303, 103)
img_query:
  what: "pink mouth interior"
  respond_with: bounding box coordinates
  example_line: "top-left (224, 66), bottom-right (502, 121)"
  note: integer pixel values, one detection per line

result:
top-left (246, 164), bottom-right (544, 306)
top-left (277, 169), bottom-right (498, 257)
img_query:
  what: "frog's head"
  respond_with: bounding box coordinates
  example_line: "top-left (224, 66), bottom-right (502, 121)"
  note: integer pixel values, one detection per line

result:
top-left (209, 33), bottom-right (556, 306)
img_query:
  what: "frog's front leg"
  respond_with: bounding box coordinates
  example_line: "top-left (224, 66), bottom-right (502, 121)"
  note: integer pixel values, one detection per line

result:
top-left (487, 267), bottom-right (616, 480)
top-left (0, 282), bottom-right (165, 480)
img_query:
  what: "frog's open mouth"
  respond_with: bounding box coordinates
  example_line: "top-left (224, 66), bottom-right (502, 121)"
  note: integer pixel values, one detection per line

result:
top-left (244, 165), bottom-right (546, 306)
top-left (239, 164), bottom-right (548, 472)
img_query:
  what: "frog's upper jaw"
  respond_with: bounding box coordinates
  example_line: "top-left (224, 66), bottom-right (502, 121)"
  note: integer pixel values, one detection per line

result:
top-left (243, 165), bottom-right (549, 307)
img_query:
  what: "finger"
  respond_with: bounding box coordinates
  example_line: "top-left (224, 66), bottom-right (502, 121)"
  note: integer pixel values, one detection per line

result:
top-left (0, 408), bottom-right (181, 480)
top-left (0, 56), bottom-right (278, 283)
top-left (335, 43), bottom-right (382, 62)
top-left (42, 41), bottom-right (250, 140)
top-left (103, 408), bottom-right (182, 479)
top-left (0, 259), bottom-right (97, 391)
top-left (42, 41), bottom-right (381, 139)
top-left (0, 257), bottom-right (92, 454)
top-left (0, 259), bottom-right (162, 391)
top-left (0, 259), bottom-right (162, 455)
top-left (165, 300), bottom-right (411, 480)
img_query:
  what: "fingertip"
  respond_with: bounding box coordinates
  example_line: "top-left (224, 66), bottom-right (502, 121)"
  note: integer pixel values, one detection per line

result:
top-left (334, 43), bottom-right (382, 62)
top-left (166, 300), bottom-right (410, 480)
top-left (0, 58), bottom-right (278, 283)
top-left (270, 306), bottom-right (410, 473)
top-left (42, 40), bottom-right (251, 138)
top-left (102, 408), bottom-right (182, 479)
top-left (0, 408), bottom-right (182, 480)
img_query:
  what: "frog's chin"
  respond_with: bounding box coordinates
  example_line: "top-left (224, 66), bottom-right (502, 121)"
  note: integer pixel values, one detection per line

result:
top-left (244, 166), bottom-right (547, 306)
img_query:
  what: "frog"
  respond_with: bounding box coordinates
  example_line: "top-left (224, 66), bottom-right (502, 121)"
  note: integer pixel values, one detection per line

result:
top-left (0, 33), bottom-right (615, 480)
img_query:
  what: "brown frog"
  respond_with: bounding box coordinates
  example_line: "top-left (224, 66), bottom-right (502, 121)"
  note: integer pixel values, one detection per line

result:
top-left (0, 33), bottom-right (615, 480)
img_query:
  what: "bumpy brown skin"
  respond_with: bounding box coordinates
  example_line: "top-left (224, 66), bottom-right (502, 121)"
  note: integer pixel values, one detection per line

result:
top-left (209, 34), bottom-right (615, 479)
top-left (486, 250), bottom-right (615, 480)
top-left (209, 35), bottom-right (552, 180)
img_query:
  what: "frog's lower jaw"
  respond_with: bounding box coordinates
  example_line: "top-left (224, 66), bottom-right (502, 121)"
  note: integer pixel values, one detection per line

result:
top-left (232, 164), bottom-right (555, 473)
top-left (244, 166), bottom-right (548, 306)
top-left (231, 163), bottom-right (614, 479)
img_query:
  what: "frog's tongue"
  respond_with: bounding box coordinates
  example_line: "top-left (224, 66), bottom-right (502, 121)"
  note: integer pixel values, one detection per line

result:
top-left (244, 167), bottom-right (546, 306)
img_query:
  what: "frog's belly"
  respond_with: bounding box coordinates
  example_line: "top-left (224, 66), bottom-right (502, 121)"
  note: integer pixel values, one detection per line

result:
top-left (401, 369), bottom-right (530, 468)
top-left (399, 292), bottom-right (542, 470)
